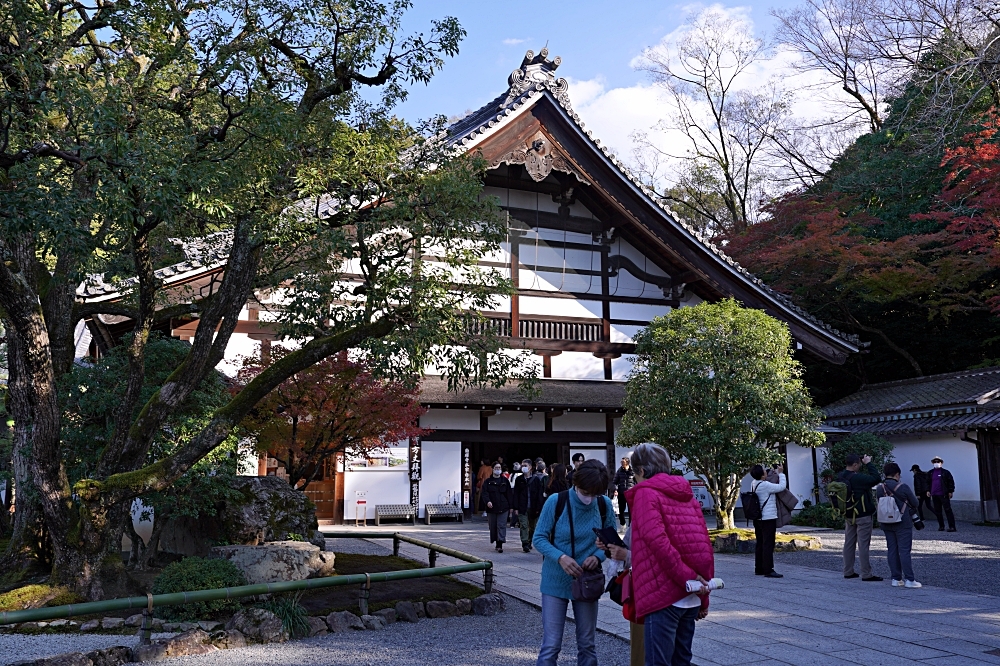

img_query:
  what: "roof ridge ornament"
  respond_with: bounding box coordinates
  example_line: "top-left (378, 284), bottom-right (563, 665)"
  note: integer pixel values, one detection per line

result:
top-left (503, 47), bottom-right (572, 111)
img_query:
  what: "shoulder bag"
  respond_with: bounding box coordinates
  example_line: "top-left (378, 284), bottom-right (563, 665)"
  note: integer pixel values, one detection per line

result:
top-left (565, 494), bottom-right (608, 602)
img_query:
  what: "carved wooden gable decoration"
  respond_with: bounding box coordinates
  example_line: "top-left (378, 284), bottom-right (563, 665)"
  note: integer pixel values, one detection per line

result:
top-left (446, 48), bottom-right (862, 365)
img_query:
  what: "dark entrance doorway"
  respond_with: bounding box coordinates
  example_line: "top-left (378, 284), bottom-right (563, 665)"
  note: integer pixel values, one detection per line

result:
top-left (470, 441), bottom-right (564, 472)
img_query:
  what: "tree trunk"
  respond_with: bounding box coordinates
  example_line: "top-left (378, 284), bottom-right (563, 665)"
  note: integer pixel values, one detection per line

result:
top-left (47, 499), bottom-right (137, 600)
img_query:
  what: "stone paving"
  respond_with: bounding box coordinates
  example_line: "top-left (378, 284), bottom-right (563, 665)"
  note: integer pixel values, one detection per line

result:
top-left (328, 521), bottom-right (1000, 665)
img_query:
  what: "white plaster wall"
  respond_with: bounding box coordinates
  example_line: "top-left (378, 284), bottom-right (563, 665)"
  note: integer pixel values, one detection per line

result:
top-left (610, 324), bottom-right (644, 344)
top-left (520, 296), bottom-right (601, 318)
top-left (489, 411), bottom-right (544, 431)
top-left (522, 268), bottom-right (599, 293)
top-left (611, 355), bottom-right (636, 380)
top-left (418, 441), bottom-right (462, 518)
top-left (553, 412), bottom-right (607, 432)
top-left (610, 302), bottom-right (671, 321)
top-left (216, 332), bottom-right (261, 377)
top-left (550, 352), bottom-right (604, 379)
top-left (420, 409), bottom-right (480, 431)
top-left (342, 468), bottom-right (409, 521)
top-left (886, 434), bottom-right (980, 502)
top-left (785, 443), bottom-right (816, 508)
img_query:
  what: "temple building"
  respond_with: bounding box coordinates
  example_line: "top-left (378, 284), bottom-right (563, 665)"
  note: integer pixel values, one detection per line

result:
top-left (75, 48), bottom-right (862, 524)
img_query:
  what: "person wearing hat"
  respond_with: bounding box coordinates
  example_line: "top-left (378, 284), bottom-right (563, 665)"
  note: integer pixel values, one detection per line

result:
top-left (927, 456), bottom-right (957, 532)
top-left (909, 464), bottom-right (933, 522)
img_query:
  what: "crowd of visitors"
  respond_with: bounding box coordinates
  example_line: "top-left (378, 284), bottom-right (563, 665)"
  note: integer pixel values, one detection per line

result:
top-left (467, 446), bottom-right (957, 665)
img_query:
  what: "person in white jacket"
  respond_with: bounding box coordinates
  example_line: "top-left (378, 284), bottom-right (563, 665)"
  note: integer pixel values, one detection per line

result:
top-left (749, 463), bottom-right (786, 578)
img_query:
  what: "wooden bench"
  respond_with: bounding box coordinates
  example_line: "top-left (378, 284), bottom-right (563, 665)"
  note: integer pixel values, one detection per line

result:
top-left (424, 503), bottom-right (464, 525)
top-left (374, 504), bottom-right (417, 526)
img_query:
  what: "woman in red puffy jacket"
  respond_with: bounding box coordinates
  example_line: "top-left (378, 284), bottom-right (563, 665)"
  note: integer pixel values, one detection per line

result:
top-left (625, 443), bottom-right (714, 666)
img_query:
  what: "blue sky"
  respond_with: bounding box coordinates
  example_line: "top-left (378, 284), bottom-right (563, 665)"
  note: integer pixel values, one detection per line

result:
top-left (392, 0), bottom-right (805, 128)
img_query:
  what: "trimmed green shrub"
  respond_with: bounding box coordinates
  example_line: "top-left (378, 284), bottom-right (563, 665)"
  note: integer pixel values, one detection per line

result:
top-left (790, 501), bottom-right (843, 529)
top-left (152, 557), bottom-right (247, 621)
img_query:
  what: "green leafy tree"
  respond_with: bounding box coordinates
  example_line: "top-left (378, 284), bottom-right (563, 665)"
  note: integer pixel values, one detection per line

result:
top-left (619, 299), bottom-right (825, 529)
top-left (0, 0), bottom-right (531, 599)
top-left (823, 433), bottom-right (894, 477)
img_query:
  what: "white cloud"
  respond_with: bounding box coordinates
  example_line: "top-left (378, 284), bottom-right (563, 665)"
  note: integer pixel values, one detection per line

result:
top-left (502, 38), bottom-right (527, 46)
top-left (565, 3), bottom-right (850, 185)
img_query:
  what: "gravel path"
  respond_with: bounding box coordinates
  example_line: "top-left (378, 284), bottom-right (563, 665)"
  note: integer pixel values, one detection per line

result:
top-left (775, 520), bottom-right (1000, 596)
top-left (1, 598), bottom-right (628, 666)
top-left (322, 538), bottom-right (392, 556)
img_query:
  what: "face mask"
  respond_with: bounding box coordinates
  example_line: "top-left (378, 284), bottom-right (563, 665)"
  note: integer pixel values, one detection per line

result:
top-left (575, 488), bottom-right (593, 505)
top-left (933, 462), bottom-right (942, 468)
top-left (493, 468), bottom-right (501, 477)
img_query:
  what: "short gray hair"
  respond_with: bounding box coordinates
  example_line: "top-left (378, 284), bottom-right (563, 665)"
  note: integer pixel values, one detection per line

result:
top-left (631, 443), bottom-right (672, 477)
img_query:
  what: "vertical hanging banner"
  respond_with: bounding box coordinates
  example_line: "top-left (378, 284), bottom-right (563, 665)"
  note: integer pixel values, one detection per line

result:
top-left (463, 447), bottom-right (472, 509)
top-left (409, 437), bottom-right (421, 509)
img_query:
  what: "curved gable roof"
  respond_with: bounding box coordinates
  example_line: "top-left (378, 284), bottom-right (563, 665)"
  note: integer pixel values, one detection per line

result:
top-left (446, 48), bottom-right (861, 364)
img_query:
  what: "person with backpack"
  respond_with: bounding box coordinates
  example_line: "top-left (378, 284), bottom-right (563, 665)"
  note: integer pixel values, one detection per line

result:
top-left (532, 459), bottom-right (618, 666)
top-left (747, 463), bottom-right (786, 578)
top-left (526, 459), bottom-right (549, 547)
top-left (837, 453), bottom-right (883, 581)
top-left (877, 462), bottom-right (923, 588)
top-left (481, 462), bottom-right (514, 553)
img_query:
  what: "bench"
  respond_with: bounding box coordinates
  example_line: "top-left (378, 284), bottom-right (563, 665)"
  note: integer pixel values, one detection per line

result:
top-left (424, 503), bottom-right (464, 525)
top-left (375, 504), bottom-right (417, 526)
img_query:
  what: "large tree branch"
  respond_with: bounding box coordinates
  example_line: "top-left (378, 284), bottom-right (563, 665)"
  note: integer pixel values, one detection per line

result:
top-left (76, 312), bottom-right (406, 502)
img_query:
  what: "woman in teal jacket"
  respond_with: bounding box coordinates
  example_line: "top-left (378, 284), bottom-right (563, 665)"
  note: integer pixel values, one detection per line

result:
top-left (532, 459), bottom-right (618, 666)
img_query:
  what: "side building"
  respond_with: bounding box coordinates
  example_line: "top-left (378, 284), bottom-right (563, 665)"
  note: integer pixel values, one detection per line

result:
top-left (823, 368), bottom-right (1000, 523)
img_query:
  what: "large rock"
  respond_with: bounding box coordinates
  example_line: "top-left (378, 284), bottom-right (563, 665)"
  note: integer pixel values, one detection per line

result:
top-left (100, 618), bottom-right (124, 630)
top-left (79, 620), bottom-right (100, 633)
top-left (455, 599), bottom-right (472, 615)
top-left (306, 616), bottom-right (328, 637)
top-left (132, 628), bottom-right (219, 662)
top-left (424, 601), bottom-right (461, 618)
top-left (225, 608), bottom-right (288, 644)
top-left (472, 593), bottom-right (506, 617)
top-left (325, 611), bottom-right (364, 632)
top-left (85, 647), bottom-right (132, 666)
top-left (209, 541), bottom-right (335, 584)
top-left (372, 608), bottom-right (396, 625)
top-left (210, 629), bottom-right (247, 650)
top-left (360, 615), bottom-right (386, 630)
top-left (159, 475), bottom-right (324, 557)
top-left (394, 602), bottom-right (419, 623)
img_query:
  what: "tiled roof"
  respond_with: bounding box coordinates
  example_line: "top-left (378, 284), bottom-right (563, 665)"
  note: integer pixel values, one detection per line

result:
top-left (419, 375), bottom-right (624, 410)
top-left (823, 368), bottom-right (1000, 418)
top-left (77, 232), bottom-right (231, 301)
top-left (832, 411), bottom-right (1000, 435)
top-left (445, 49), bottom-right (860, 352)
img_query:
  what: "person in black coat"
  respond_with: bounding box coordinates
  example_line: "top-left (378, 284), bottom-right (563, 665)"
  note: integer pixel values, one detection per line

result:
top-left (610, 457), bottom-right (636, 527)
top-left (909, 464), bottom-right (933, 522)
top-left (481, 462), bottom-right (514, 552)
top-left (512, 460), bottom-right (531, 552)
top-left (927, 456), bottom-right (957, 532)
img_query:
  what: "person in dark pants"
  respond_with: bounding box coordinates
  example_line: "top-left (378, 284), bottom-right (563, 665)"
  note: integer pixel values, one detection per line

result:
top-left (512, 459), bottom-right (532, 552)
top-left (611, 456), bottom-right (636, 527)
top-left (910, 464), bottom-right (932, 521)
top-left (878, 463), bottom-right (923, 588)
top-left (481, 462), bottom-right (514, 552)
top-left (749, 463), bottom-right (785, 578)
top-left (527, 459), bottom-right (549, 544)
top-left (928, 456), bottom-right (957, 532)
